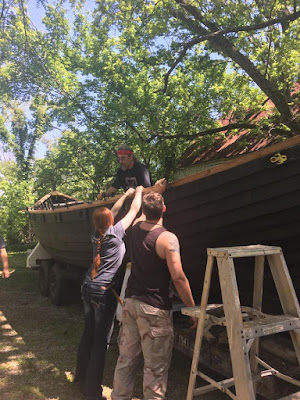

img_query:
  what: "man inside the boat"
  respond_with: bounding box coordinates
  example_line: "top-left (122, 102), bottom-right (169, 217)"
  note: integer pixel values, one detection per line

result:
top-left (0, 235), bottom-right (10, 279)
top-left (97, 145), bottom-right (152, 199)
top-left (111, 192), bottom-right (197, 400)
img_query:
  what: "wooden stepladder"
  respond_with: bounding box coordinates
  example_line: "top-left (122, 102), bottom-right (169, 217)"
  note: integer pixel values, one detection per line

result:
top-left (185, 245), bottom-right (300, 400)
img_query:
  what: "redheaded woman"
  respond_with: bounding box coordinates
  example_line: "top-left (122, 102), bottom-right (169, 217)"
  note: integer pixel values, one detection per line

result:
top-left (75, 186), bottom-right (143, 400)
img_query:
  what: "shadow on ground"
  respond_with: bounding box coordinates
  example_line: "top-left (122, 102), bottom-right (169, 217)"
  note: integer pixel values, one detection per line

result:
top-left (0, 253), bottom-right (228, 400)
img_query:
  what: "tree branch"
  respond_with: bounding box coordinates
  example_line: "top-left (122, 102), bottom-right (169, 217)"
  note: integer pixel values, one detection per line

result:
top-left (148, 122), bottom-right (255, 141)
top-left (18, 0), bottom-right (29, 52)
top-left (162, 5), bottom-right (300, 94)
top-left (124, 120), bottom-right (149, 143)
top-left (165, 2), bottom-right (299, 133)
top-left (0, 0), bottom-right (5, 21)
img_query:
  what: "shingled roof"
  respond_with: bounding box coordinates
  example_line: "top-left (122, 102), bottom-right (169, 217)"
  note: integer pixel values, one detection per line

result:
top-left (179, 85), bottom-right (299, 168)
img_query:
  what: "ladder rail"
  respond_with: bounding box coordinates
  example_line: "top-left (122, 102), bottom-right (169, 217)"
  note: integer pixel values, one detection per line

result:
top-left (186, 255), bottom-right (214, 400)
top-left (250, 254), bottom-right (265, 392)
top-left (267, 253), bottom-right (300, 364)
top-left (217, 255), bottom-right (256, 400)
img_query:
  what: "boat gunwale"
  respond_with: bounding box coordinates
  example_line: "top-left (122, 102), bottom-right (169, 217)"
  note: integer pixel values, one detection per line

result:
top-left (28, 135), bottom-right (300, 215)
top-left (169, 135), bottom-right (300, 189)
top-left (28, 194), bottom-right (123, 214)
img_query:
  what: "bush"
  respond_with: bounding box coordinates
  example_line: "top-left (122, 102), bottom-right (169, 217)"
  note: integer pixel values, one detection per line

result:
top-left (6, 243), bottom-right (37, 252)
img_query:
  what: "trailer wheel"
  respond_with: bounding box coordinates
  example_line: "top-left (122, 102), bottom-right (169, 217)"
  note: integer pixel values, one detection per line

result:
top-left (48, 263), bottom-right (65, 305)
top-left (39, 260), bottom-right (50, 297)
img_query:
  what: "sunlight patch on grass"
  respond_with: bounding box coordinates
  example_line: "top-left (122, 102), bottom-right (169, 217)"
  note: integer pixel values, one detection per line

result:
top-left (14, 335), bottom-right (25, 344)
top-left (0, 309), bottom-right (64, 397)
top-left (1, 329), bottom-right (18, 337)
top-left (0, 360), bottom-right (22, 375)
top-left (0, 344), bottom-right (19, 353)
top-left (103, 385), bottom-right (113, 398)
top-left (64, 370), bottom-right (73, 382)
top-left (0, 311), bottom-right (35, 370)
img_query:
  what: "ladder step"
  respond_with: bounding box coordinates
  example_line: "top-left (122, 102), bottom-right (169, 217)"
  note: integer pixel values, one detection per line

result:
top-left (182, 304), bottom-right (222, 317)
top-left (182, 307), bottom-right (300, 339)
top-left (207, 245), bottom-right (282, 258)
top-left (243, 315), bottom-right (300, 339)
top-left (278, 391), bottom-right (300, 399)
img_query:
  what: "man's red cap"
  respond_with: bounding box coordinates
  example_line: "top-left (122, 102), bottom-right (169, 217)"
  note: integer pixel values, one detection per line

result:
top-left (117, 150), bottom-right (133, 156)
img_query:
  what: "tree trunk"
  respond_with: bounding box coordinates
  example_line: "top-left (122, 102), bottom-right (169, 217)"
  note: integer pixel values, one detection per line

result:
top-left (174, 1), bottom-right (300, 134)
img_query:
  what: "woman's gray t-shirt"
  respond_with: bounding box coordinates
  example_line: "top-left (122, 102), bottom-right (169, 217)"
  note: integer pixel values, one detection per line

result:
top-left (84, 221), bottom-right (126, 290)
top-left (0, 235), bottom-right (6, 249)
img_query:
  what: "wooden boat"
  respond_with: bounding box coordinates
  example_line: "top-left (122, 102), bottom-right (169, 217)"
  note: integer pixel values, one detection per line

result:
top-left (28, 135), bottom-right (300, 309)
top-left (29, 191), bottom-right (116, 269)
top-left (164, 135), bottom-right (300, 307)
top-left (28, 135), bottom-right (300, 398)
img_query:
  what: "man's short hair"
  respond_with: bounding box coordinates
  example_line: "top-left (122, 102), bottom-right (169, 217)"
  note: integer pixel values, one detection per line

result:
top-left (142, 192), bottom-right (164, 220)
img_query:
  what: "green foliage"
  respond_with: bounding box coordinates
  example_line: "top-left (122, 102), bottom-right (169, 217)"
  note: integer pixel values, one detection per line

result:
top-left (0, 0), bottom-right (299, 243)
top-left (0, 161), bottom-right (35, 244)
top-left (33, 128), bottom-right (122, 200)
top-left (3, 0), bottom-right (299, 177)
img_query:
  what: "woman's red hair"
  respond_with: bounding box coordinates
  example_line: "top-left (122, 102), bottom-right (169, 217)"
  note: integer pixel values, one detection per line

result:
top-left (91, 207), bottom-right (114, 280)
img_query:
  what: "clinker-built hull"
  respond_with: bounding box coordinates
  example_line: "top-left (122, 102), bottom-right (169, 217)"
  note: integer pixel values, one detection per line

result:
top-left (28, 135), bottom-right (300, 308)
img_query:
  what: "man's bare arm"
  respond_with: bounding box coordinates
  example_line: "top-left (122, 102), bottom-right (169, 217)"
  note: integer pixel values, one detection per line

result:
top-left (159, 233), bottom-right (195, 308)
top-left (142, 178), bottom-right (167, 195)
top-left (0, 248), bottom-right (10, 279)
top-left (97, 186), bottom-right (117, 200)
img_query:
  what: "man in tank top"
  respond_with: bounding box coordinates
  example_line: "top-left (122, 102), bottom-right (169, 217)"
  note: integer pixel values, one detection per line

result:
top-left (111, 192), bottom-right (196, 400)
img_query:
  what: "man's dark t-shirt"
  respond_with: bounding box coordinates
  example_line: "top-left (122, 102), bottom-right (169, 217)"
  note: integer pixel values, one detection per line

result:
top-left (112, 161), bottom-right (152, 191)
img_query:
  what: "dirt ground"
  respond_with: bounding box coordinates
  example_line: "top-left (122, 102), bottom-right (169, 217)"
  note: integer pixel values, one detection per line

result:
top-left (0, 252), bottom-right (229, 400)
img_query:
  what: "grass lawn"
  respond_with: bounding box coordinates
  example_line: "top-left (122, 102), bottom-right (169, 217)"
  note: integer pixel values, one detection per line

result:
top-left (0, 252), bottom-right (227, 400)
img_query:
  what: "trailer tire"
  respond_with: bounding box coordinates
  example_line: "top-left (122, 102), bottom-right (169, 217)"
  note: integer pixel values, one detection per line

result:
top-left (39, 260), bottom-right (50, 297)
top-left (48, 263), bottom-right (65, 305)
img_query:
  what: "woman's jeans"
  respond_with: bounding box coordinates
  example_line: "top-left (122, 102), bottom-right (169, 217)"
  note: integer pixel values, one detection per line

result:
top-left (76, 286), bottom-right (117, 398)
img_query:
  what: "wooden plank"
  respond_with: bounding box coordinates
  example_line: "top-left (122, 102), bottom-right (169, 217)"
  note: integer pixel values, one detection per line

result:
top-left (29, 195), bottom-right (117, 214)
top-left (267, 253), bottom-right (300, 364)
top-left (252, 256), bottom-right (265, 312)
top-left (166, 155), bottom-right (300, 213)
top-left (250, 255), bottom-right (265, 394)
top-left (216, 256), bottom-right (255, 400)
top-left (31, 190), bottom-right (78, 207)
top-left (195, 371), bottom-right (237, 399)
top-left (193, 376), bottom-right (235, 396)
top-left (208, 245), bottom-right (282, 258)
top-left (166, 176), bottom-right (300, 230)
top-left (166, 190), bottom-right (300, 240)
top-left (182, 304), bottom-right (223, 317)
top-left (176, 210), bottom-right (300, 250)
top-left (186, 255), bottom-right (215, 400)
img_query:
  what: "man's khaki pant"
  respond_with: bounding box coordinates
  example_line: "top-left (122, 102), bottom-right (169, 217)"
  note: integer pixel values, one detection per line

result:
top-left (111, 297), bottom-right (174, 400)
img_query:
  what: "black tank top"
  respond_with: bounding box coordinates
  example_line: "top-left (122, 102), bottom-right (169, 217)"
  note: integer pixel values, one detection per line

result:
top-left (126, 222), bottom-right (172, 310)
